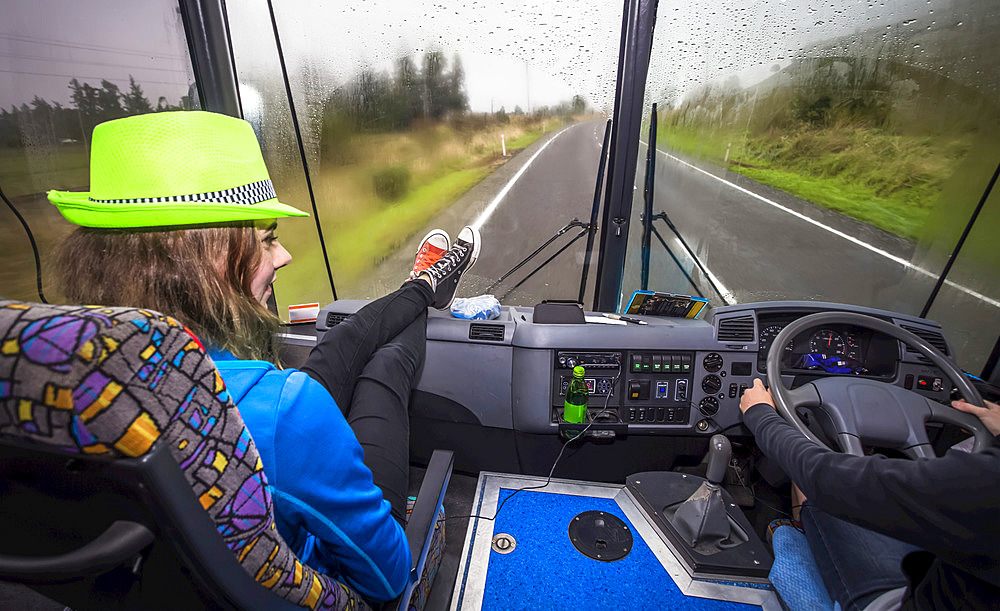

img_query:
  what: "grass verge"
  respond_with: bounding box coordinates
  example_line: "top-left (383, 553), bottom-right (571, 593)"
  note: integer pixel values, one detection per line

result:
top-left (277, 165), bottom-right (494, 292)
top-left (656, 122), bottom-right (968, 241)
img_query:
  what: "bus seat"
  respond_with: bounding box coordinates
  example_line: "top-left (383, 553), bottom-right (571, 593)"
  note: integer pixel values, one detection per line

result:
top-left (0, 300), bottom-right (450, 610)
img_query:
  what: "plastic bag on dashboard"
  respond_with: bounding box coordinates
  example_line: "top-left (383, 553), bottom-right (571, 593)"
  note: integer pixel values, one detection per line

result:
top-left (451, 295), bottom-right (501, 320)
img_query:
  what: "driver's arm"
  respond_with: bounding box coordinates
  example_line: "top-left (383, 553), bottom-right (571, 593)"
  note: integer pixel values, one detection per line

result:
top-left (740, 381), bottom-right (1000, 560)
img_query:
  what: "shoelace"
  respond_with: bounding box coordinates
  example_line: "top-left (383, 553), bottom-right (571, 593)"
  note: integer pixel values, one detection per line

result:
top-left (413, 244), bottom-right (445, 274)
top-left (427, 242), bottom-right (469, 279)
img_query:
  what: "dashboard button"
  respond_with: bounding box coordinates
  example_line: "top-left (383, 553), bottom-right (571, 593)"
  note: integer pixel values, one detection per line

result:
top-left (728, 383), bottom-right (738, 398)
top-left (675, 379), bottom-right (689, 401)
top-left (699, 397), bottom-right (720, 417)
top-left (702, 374), bottom-right (723, 394)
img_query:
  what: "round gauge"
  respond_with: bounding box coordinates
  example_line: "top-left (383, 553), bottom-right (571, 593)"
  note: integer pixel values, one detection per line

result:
top-left (701, 374), bottom-right (722, 394)
top-left (699, 397), bottom-right (720, 417)
top-left (844, 334), bottom-right (861, 360)
top-left (759, 324), bottom-right (793, 353)
top-left (809, 329), bottom-right (845, 355)
top-left (703, 353), bottom-right (724, 373)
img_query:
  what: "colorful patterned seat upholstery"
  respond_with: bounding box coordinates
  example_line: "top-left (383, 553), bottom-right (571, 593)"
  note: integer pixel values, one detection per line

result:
top-left (0, 301), bottom-right (445, 610)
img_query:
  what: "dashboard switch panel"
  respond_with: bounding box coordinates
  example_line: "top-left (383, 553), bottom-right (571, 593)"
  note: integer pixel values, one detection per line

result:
top-left (552, 350), bottom-right (693, 428)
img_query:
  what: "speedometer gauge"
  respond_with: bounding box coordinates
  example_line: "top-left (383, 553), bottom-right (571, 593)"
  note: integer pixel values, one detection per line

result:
top-left (809, 329), bottom-right (845, 355)
top-left (759, 324), bottom-right (793, 353)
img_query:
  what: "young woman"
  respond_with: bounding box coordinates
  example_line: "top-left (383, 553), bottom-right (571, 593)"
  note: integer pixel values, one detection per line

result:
top-left (49, 110), bottom-right (480, 602)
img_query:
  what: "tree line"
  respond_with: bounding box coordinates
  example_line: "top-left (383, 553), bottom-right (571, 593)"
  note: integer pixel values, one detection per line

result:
top-left (0, 76), bottom-right (196, 149)
top-left (323, 51), bottom-right (469, 135)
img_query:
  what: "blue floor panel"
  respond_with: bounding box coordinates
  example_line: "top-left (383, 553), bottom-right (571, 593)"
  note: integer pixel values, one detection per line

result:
top-left (480, 489), bottom-right (759, 610)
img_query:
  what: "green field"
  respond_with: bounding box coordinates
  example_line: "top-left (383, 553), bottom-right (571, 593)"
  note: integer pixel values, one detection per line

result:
top-left (655, 122), bottom-right (971, 242)
top-left (0, 145), bottom-right (89, 197)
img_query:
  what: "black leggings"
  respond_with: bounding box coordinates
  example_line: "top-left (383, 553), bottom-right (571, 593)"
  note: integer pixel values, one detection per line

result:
top-left (301, 281), bottom-right (433, 524)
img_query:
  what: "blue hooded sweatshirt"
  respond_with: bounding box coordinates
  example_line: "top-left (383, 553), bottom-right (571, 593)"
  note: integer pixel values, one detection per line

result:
top-left (210, 350), bottom-right (410, 602)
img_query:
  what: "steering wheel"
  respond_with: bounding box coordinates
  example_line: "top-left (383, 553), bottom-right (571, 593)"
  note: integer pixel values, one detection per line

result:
top-left (766, 312), bottom-right (992, 457)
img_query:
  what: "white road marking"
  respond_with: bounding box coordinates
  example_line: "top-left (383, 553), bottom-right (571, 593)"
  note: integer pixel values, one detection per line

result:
top-left (641, 141), bottom-right (1000, 310)
top-left (471, 125), bottom-right (574, 231)
top-left (634, 144), bottom-right (736, 305)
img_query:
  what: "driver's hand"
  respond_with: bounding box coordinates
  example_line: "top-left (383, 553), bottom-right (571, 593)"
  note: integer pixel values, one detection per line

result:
top-left (740, 378), bottom-right (775, 414)
top-left (952, 399), bottom-right (1000, 437)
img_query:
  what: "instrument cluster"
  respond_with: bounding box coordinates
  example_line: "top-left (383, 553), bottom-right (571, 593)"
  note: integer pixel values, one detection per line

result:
top-left (756, 314), bottom-right (898, 378)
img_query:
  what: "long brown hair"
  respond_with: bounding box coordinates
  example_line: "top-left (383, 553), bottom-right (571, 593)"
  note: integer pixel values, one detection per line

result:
top-left (54, 223), bottom-right (281, 362)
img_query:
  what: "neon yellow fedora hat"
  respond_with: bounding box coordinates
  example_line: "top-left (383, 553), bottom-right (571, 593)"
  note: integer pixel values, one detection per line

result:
top-left (48, 111), bottom-right (308, 228)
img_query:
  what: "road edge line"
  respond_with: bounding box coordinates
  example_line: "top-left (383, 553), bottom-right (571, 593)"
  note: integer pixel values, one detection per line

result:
top-left (640, 141), bottom-right (1000, 310)
top-left (471, 125), bottom-right (573, 231)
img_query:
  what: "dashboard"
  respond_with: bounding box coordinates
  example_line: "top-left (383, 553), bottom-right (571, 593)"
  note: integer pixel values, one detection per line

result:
top-left (316, 299), bottom-right (958, 441)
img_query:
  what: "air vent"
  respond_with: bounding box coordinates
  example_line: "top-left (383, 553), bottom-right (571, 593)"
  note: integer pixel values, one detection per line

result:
top-left (900, 324), bottom-right (948, 359)
top-left (469, 323), bottom-right (505, 342)
top-left (325, 312), bottom-right (350, 328)
top-left (717, 315), bottom-right (754, 343)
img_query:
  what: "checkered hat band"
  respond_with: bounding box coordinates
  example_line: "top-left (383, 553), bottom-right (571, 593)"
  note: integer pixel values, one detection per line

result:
top-left (89, 180), bottom-right (276, 206)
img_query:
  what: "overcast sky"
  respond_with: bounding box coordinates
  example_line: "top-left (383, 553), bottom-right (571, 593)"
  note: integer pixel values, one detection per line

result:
top-left (1, 0), bottom-right (195, 109)
top-left (1, 0), bottom-right (954, 114)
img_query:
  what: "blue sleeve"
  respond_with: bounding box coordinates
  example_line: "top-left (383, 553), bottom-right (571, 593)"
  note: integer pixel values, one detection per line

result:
top-left (238, 368), bottom-right (411, 601)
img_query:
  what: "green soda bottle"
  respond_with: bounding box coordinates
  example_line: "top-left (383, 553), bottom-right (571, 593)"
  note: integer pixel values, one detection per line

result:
top-left (563, 365), bottom-right (589, 425)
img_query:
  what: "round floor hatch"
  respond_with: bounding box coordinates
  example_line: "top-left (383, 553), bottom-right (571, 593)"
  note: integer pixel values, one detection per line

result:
top-left (491, 533), bottom-right (516, 554)
top-left (568, 510), bottom-right (633, 562)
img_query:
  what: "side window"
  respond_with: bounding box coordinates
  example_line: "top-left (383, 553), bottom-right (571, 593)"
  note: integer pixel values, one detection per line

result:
top-left (0, 2), bottom-right (198, 302)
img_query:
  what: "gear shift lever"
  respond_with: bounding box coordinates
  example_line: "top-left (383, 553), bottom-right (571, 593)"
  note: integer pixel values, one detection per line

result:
top-left (705, 434), bottom-right (731, 486)
top-left (669, 434), bottom-right (733, 550)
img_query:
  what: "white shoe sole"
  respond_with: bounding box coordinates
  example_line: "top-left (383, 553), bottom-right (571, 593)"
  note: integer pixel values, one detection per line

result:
top-left (460, 225), bottom-right (482, 271)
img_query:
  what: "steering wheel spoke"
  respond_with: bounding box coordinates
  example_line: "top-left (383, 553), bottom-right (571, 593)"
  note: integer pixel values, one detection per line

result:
top-left (835, 433), bottom-right (865, 456)
top-left (904, 443), bottom-right (937, 459)
top-left (784, 383), bottom-right (820, 409)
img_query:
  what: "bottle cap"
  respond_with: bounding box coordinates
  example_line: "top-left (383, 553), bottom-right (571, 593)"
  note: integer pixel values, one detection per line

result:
top-left (573, 365), bottom-right (585, 377)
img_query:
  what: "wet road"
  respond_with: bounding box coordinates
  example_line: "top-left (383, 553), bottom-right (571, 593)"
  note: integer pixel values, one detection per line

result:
top-left (364, 119), bottom-right (997, 366)
top-left (363, 120), bottom-right (607, 306)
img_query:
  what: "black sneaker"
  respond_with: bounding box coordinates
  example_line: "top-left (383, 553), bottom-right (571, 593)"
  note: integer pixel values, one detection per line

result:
top-left (423, 225), bottom-right (481, 310)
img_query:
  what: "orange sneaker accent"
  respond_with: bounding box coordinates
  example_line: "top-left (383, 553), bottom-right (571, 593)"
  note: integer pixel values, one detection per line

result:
top-left (411, 242), bottom-right (448, 278)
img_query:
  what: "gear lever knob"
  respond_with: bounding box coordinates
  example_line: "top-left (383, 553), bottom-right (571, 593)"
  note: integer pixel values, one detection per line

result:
top-left (705, 434), bottom-right (731, 485)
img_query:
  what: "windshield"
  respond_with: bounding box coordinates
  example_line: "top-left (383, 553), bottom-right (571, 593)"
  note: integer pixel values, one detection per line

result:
top-left (1, 0), bottom-right (996, 371)
top-left (225, 0), bottom-right (621, 308)
top-left (627, 0), bottom-right (999, 371)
